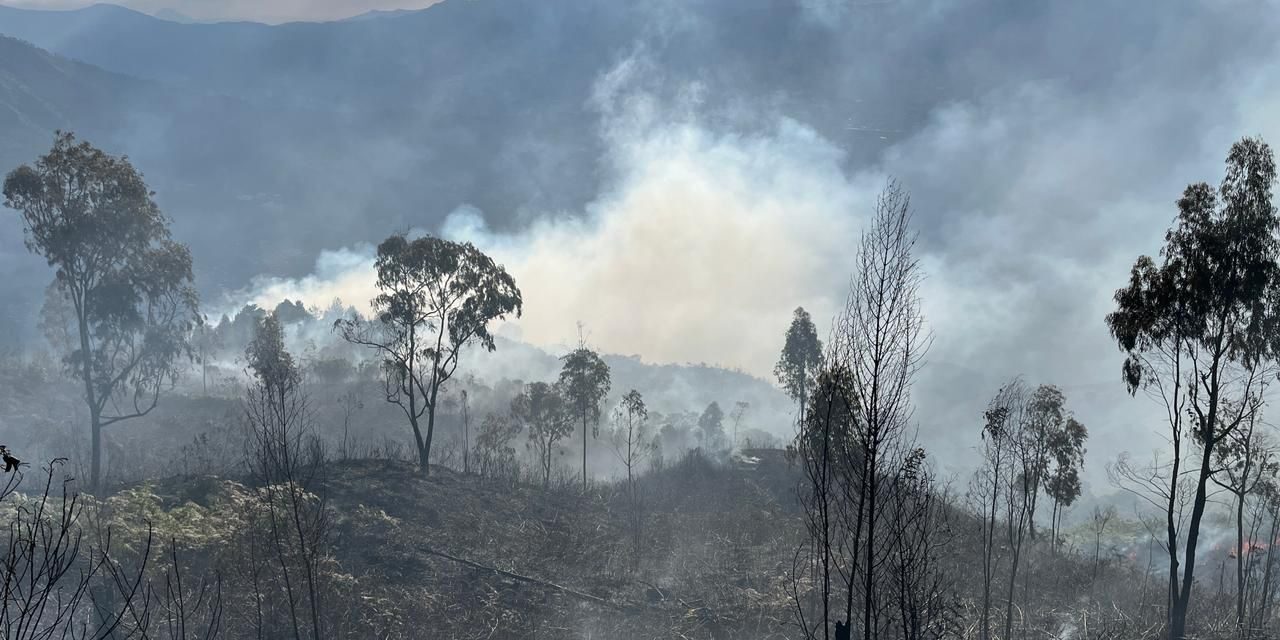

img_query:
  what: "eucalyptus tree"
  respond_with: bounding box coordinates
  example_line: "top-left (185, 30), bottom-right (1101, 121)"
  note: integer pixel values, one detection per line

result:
top-left (3, 132), bottom-right (200, 491)
top-left (610, 389), bottom-right (652, 555)
top-left (244, 313), bottom-right (326, 640)
top-left (1044, 414), bottom-right (1087, 551)
top-left (558, 346), bottom-right (610, 490)
top-left (1024, 384), bottom-right (1088, 544)
top-left (1107, 136), bottom-right (1279, 640)
top-left (514, 381), bottom-right (574, 488)
top-left (776, 307), bottom-right (823, 428)
top-left (610, 389), bottom-right (651, 498)
top-left (336, 233), bottom-right (522, 476)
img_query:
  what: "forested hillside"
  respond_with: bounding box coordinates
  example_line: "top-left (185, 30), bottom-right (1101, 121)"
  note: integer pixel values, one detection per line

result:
top-left (0, 1), bottom-right (1278, 639)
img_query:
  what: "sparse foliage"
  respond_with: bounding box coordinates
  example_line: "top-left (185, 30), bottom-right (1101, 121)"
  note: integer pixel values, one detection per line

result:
top-left (514, 382), bottom-right (573, 488)
top-left (558, 346), bottom-right (611, 490)
top-left (335, 233), bottom-right (522, 476)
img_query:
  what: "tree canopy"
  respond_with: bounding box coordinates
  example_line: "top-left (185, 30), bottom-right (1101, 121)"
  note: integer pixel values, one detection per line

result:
top-left (336, 233), bottom-right (522, 476)
top-left (775, 306), bottom-right (823, 425)
top-left (3, 131), bottom-right (200, 490)
top-left (558, 345), bottom-right (611, 489)
top-left (1106, 136), bottom-right (1278, 640)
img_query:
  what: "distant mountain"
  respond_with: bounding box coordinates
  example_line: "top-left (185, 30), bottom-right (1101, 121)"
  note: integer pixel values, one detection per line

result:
top-left (340, 9), bottom-right (421, 22)
top-left (0, 33), bottom-right (142, 155)
top-left (0, 1), bottom-right (632, 302)
top-left (0, 34), bottom-right (158, 338)
top-left (0, 0), bottom-right (1202, 350)
top-left (151, 8), bottom-right (198, 24)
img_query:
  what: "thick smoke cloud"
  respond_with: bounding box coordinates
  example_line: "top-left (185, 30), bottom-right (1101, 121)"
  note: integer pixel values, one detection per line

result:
top-left (238, 1), bottom-right (1280, 487)
top-left (239, 64), bottom-right (869, 383)
top-left (4, 0), bottom-right (1280, 489)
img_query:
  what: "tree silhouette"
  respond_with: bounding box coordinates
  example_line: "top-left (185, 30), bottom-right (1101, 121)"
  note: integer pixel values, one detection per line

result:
top-left (336, 233), bottom-right (521, 476)
top-left (515, 381), bottom-right (573, 488)
top-left (3, 132), bottom-right (200, 491)
top-left (558, 346), bottom-right (610, 490)
top-left (698, 401), bottom-right (725, 452)
top-left (1107, 136), bottom-right (1279, 640)
top-left (775, 307), bottom-right (823, 429)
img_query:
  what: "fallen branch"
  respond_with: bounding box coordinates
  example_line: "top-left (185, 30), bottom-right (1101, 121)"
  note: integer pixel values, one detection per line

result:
top-left (419, 545), bottom-right (622, 609)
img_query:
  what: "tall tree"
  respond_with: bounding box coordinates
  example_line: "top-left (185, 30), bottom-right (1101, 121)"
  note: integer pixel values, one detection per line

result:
top-left (1106, 136), bottom-right (1279, 640)
top-left (609, 389), bottom-right (652, 500)
top-left (1044, 414), bottom-right (1087, 551)
top-left (514, 381), bottom-right (573, 488)
top-left (833, 180), bottom-right (930, 640)
top-left (1023, 384), bottom-right (1088, 543)
top-left (3, 132), bottom-right (200, 491)
top-left (698, 401), bottom-right (725, 452)
top-left (776, 307), bottom-right (823, 429)
top-left (789, 364), bottom-right (856, 640)
top-left (730, 401), bottom-right (750, 450)
top-left (336, 233), bottom-right (522, 477)
top-left (972, 382), bottom-right (1018, 640)
top-left (244, 313), bottom-right (327, 640)
top-left (1022, 384), bottom-right (1063, 539)
top-left (610, 389), bottom-right (652, 557)
top-left (558, 346), bottom-right (611, 490)
top-left (789, 180), bottom-right (931, 640)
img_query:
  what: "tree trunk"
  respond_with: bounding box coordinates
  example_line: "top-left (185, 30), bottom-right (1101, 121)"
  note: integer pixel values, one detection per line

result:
top-left (407, 404), bottom-right (427, 476)
top-left (90, 406), bottom-right (102, 493)
top-left (421, 382), bottom-right (441, 477)
top-left (462, 400), bottom-right (470, 475)
top-left (1005, 539), bottom-right (1021, 640)
top-left (1237, 490), bottom-right (1247, 629)
top-left (77, 305), bottom-right (103, 492)
top-left (1256, 511), bottom-right (1280, 630)
top-left (864, 450), bottom-right (878, 640)
top-left (1173, 442), bottom-right (1216, 639)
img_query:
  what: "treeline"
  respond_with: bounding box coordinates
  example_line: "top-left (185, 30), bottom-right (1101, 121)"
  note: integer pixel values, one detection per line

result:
top-left (784, 137), bottom-right (1280, 640)
top-left (7, 128), bottom-right (1280, 640)
top-left (0, 131), bottom-right (788, 638)
top-left (4, 131), bottom-right (772, 492)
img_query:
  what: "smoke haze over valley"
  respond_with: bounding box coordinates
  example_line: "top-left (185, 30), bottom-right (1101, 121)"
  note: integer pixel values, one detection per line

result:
top-left (1, 2), bottom-right (1279, 638)
top-left (4, 0), bottom-right (1279, 482)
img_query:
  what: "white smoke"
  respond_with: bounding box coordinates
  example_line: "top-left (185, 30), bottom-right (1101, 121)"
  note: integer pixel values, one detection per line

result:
top-left (227, 37), bottom-right (1280, 486)
top-left (237, 72), bottom-right (877, 380)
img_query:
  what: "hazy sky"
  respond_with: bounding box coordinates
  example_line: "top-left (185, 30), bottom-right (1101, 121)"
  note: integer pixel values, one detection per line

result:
top-left (0, 0), bottom-right (439, 22)
top-left (234, 0), bottom-right (1280, 483)
top-left (2, 0), bottom-right (1279, 486)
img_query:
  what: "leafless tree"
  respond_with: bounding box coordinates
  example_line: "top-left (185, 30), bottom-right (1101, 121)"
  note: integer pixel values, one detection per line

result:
top-left (0, 459), bottom-right (154, 639)
top-left (790, 179), bottom-right (931, 640)
top-left (884, 449), bottom-right (960, 640)
top-left (972, 379), bottom-right (1025, 640)
top-left (244, 313), bottom-right (330, 640)
top-left (1091, 505), bottom-right (1117, 582)
top-left (834, 179), bottom-right (931, 640)
top-left (1211, 411), bottom-right (1276, 632)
